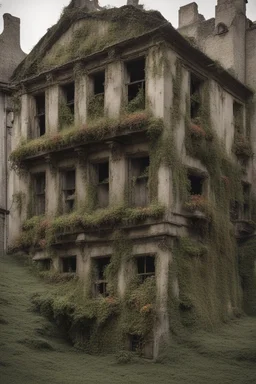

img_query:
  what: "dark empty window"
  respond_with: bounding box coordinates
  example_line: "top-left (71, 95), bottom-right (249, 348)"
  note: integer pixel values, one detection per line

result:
top-left (63, 83), bottom-right (75, 115)
top-left (126, 58), bottom-right (146, 111)
top-left (88, 71), bottom-right (105, 119)
top-left (35, 94), bottom-right (45, 137)
top-left (190, 73), bottom-right (202, 120)
top-left (130, 156), bottom-right (149, 207)
top-left (130, 334), bottom-right (143, 353)
top-left (94, 257), bottom-right (110, 297)
top-left (34, 173), bottom-right (45, 215)
top-left (233, 102), bottom-right (244, 134)
top-left (188, 173), bottom-right (204, 195)
top-left (93, 71), bottom-right (105, 95)
top-left (92, 161), bottom-right (109, 208)
top-left (137, 255), bottom-right (155, 282)
top-left (62, 170), bottom-right (76, 213)
top-left (217, 23), bottom-right (228, 35)
top-left (61, 256), bottom-right (76, 273)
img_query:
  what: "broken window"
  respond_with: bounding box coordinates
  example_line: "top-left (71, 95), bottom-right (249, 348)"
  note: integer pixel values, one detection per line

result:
top-left (91, 161), bottom-right (109, 208)
top-left (129, 156), bottom-right (149, 207)
top-left (242, 183), bottom-right (250, 220)
top-left (126, 57), bottom-right (146, 111)
top-left (62, 170), bottom-right (76, 213)
top-left (233, 102), bottom-right (244, 134)
top-left (88, 71), bottom-right (105, 119)
top-left (93, 257), bottom-right (110, 297)
top-left (61, 256), bottom-right (77, 273)
top-left (35, 93), bottom-right (46, 137)
top-left (137, 255), bottom-right (155, 283)
top-left (190, 73), bottom-right (202, 120)
top-left (188, 173), bottom-right (204, 196)
top-left (34, 173), bottom-right (46, 215)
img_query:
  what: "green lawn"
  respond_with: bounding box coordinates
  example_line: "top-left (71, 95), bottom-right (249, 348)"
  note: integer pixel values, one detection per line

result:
top-left (0, 254), bottom-right (255, 384)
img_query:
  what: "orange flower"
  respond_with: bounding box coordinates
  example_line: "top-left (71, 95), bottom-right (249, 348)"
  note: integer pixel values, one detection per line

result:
top-left (140, 303), bottom-right (153, 314)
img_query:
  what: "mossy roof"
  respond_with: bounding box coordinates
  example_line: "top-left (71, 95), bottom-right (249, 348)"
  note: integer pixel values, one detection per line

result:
top-left (12, 4), bottom-right (167, 82)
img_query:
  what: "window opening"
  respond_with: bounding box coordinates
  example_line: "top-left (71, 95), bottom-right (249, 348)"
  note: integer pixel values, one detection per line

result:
top-left (190, 74), bottom-right (202, 120)
top-left (93, 161), bottom-right (109, 208)
top-left (35, 94), bottom-right (46, 136)
top-left (88, 71), bottom-right (105, 119)
top-left (93, 71), bottom-right (105, 95)
top-left (233, 102), bottom-right (244, 134)
top-left (94, 257), bottom-right (110, 297)
top-left (130, 334), bottom-right (143, 353)
top-left (137, 255), bottom-right (155, 282)
top-left (61, 256), bottom-right (77, 273)
top-left (62, 170), bottom-right (76, 213)
top-left (126, 58), bottom-right (146, 109)
top-left (216, 23), bottom-right (228, 35)
top-left (130, 156), bottom-right (149, 207)
top-left (34, 173), bottom-right (45, 215)
top-left (62, 83), bottom-right (75, 120)
top-left (188, 173), bottom-right (204, 195)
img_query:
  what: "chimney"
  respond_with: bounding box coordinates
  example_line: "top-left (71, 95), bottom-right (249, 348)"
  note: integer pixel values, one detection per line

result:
top-left (179, 3), bottom-right (205, 29)
top-left (2, 14), bottom-right (21, 47)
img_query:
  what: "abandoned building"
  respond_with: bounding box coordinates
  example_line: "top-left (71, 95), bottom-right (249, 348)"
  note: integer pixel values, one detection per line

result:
top-left (2, 0), bottom-right (256, 358)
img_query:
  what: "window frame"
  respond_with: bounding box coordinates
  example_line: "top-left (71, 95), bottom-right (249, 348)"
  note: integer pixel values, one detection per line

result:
top-left (136, 255), bottom-right (155, 283)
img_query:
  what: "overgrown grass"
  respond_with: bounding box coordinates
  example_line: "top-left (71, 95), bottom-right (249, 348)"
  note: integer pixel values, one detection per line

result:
top-left (0, 253), bottom-right (255, 384)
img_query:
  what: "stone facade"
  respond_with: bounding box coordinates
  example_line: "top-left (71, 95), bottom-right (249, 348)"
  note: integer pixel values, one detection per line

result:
top-left (3, 0), bottom-right (256, 357)
top-left (0, 14), bottom-right (26, 253)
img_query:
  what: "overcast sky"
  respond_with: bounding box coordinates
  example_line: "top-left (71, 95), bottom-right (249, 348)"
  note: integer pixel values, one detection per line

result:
top-left (0, 0), bottom-right (256, 53)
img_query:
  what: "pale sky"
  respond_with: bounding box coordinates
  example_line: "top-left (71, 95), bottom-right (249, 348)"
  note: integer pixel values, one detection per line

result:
top-left (0, 0), bottom-right (256, 54)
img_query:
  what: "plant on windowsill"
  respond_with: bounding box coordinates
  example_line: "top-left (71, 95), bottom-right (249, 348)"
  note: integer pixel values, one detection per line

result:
top-left (184, 194), bottom-right (212, 220)
top-left (189, 118), bottom-right (207, 139)
top-left (233, 133), bottom-right (253, 159)
top-left (127, 87), bottom-right (145, 114)
top-left (59, 102), bottom-right (74, 129)
top-left (87, 94), bottom-right (104, 121)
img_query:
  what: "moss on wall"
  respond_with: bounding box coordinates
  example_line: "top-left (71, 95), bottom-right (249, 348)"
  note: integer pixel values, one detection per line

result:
top-left (12, 5), bottom-right (167, 82)
top-left (238, 237), bottom-right (256, 315)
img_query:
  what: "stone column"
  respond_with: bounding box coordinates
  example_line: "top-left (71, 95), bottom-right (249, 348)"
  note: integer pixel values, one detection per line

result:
top-left (75, 74), bottom-right (88, 126)
top-left (109, 142), bottom-right (126, 206)
top-left (46, 84), bottom-right (60, 134)
top-left (21, 93), bottom-right (35, 140)
top-left (105, 60), bottom-right (124, 119)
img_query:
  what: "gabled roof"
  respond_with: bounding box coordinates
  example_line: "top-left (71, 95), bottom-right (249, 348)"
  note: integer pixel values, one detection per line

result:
top-left (12, 4), bottom-right (166, 82)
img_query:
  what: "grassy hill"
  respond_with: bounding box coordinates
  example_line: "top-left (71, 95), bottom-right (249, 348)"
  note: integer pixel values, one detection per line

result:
top-left (0, 253), bottom-right (255, 384)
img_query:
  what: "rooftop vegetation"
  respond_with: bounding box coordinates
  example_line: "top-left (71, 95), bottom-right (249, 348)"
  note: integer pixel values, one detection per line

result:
top-left (12, 5), bottom-right (166, 82)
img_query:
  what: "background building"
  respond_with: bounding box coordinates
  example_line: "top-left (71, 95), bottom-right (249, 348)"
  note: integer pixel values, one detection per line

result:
top-left (0, 13), bottom-right (26, 252)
